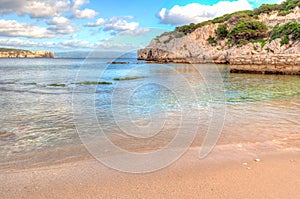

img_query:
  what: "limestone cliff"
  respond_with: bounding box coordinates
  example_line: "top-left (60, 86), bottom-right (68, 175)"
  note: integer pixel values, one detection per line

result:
top-left (0, 48), bottom-right (55, 58)
top-left (138, 1), bottom-right (300, 74)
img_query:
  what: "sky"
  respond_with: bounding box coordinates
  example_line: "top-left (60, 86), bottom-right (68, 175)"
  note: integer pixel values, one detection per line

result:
top-left (0, 0), bottom-right (282, 52)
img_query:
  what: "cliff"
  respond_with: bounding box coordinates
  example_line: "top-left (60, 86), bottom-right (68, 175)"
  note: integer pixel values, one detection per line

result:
top-left (138, 0), bottom-right (300, 75)
top-left (0, 48), bottom-right (55, 58)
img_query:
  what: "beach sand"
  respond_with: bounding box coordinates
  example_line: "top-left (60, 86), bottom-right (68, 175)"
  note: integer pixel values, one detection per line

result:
top-left (0, 147), bottom-right (299, 199)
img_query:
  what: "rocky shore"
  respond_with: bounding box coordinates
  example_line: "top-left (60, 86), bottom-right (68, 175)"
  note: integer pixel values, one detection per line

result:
top-left (138, 4), bottom-right (300, 75)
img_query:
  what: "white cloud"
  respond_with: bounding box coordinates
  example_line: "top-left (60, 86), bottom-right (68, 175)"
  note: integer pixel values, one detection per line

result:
top-left (119, 28), bottom-right (150, 36)
top-left (46, 16), bottom-right (70, 25)
top-left (0, 19), bottom-right (54, 38)
top-left (0, 0), bottom-right (98, 19)
top-left (85, 18), bottom-right (106, 27)
top-left (21, 0), bottom-right (70, 18)
top-left (60, 39), bottom-right (96, 48)
top-left (47, 23), bottom-right (80, 35)
top-left (0, 28), bottom-right (167, 51)
top-left (0, 38), bottom-right (40, 48)
top-left (85, 16), bottom-right (150, 36)
top-left (72, 0), bottom-right (89, 10)
top-left (0, 37), bottom-right (96, 50)
top-left (0, 0), bottom-right (70, 18)
top-left (103, 16), bottom-right (140, 35)
top-left (71, 0), bottom-right (98, 19)
top-left (157, 0), bottom-right (253, 25)
top-left (46, 16), bottom-right (80, 35)
top-left (73, 8), bottom-right (98, 19)
top-left (0, 18), bottom-right (79, 39)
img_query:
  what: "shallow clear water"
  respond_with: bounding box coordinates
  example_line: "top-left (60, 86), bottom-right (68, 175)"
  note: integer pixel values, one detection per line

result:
top-left (0, 58), bottom-right (299, 169)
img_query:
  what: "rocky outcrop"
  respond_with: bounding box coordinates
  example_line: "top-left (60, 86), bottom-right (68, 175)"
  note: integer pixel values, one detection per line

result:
top-left (33, 51), bottom-right (55, 58)
top-left (230, 54), bottom-right (300, 75)
top-left (138, 7), bottom-right (300, 75)
top-left (0, 49), bottom-right (55, 58)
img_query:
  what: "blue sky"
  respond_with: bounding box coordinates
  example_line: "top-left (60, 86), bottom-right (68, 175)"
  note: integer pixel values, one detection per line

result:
top-left (0, 0), bottom-right (281, 52)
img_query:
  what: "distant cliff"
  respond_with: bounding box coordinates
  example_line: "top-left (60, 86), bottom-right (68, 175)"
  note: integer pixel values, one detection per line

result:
top-left (0, 48), bottom-right (55, 58)
top-left (138, 0), bottom-right (300, 74)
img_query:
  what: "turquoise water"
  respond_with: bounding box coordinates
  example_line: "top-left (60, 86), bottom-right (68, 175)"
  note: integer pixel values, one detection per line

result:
top-left (0, 58), bottom-right (299, 169)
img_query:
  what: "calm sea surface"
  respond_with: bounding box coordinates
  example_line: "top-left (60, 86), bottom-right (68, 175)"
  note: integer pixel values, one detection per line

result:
top-left (0, 58), bottom-right (299, 170)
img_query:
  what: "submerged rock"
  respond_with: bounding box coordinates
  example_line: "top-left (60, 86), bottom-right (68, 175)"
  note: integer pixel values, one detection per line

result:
top-left (0, 130), bottom-right (16, 141)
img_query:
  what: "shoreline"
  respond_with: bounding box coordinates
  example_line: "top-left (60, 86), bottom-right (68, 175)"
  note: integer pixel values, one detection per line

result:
top-left (140, 56), bottom-right (300, 75)
top-left (0, 148), bottom-right (299, 198)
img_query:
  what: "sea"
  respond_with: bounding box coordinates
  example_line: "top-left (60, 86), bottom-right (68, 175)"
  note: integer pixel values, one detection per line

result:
top-left (0, 58), bottom-right (299, 170)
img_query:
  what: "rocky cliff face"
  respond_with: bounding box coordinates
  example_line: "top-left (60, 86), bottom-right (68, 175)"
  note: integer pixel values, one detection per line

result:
top-left (0, 49), bottom-right (55, 58)
top-left (138, 7), bottom-right (300, 74)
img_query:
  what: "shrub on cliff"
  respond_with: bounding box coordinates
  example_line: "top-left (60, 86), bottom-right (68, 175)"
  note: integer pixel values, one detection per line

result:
top-left (280, 0), bottom-right (300, 11)
top-left (253, 0), bottom-right (299, 16)
top-left (175, 0), bottom-right (298, 36)
top-left (212, 10), bottom-right (253, 24)
top-left (176, 21), bottom-right (211, 35)
top-left (253, 4), bottom-right (281, 15)
top-left (229, 19), bottom-right (268, 44)
top-left (280, 35), bottom-right (290, 46)
top-left (270, 22), bottom-right (300, 44)
top-left (271, 22), bottom-right (300, 41)
top-left (207, 36), bottom-right (217, 46)
top-left (215, 24), bottom-right (229, 39)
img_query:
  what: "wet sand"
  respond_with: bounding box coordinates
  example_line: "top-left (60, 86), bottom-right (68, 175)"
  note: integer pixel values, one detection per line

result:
top-left (0, 147), bottom-right (299, 199)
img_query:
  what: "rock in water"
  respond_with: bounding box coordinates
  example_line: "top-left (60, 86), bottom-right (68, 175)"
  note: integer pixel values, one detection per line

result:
top-left (0, 130), bottom-right (16, 141)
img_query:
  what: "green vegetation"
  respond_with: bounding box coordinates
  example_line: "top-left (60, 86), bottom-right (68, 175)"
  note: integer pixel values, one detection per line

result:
top-left (75, 81), bottom-right (112, 85)
top-left (207, 19), bottom-right (269, 47)
top-left (279, 0), bottom-right (300, 15)
top-left (270, 22), bottom-right (300, 46)
top-left (251, 39), bottom-right (267, 48)
top-left (114, 76), bottom-right (147, 81)
top-left (208, 20), bottom-right (300, 47)
top-left (48, 83), bottom-right (66, 87)
top-left (170, 0), bottom-right (300, 48)
top-left (253, 0), bottom-right (300, 16)
top-left (280, 35), bottom-right (290, 46)
top-left (252, 4), bottom-right (281, 15)
top-left (229, 19), bottom-right (268, 44)
top-left (277, 10), bottom-right (293, 16)
top-left (270, 22), bottom-right (300, 41)
top-left (175, 21), bottom-right (211, 35)
top-left (237, 39), bottom-right (250, 47)
top-left (225, 40), bottom-right (233, 47)
top-left (0, 48), bottom-right (31, 53)
top-left (207, 36), bottom-right (217, 46)
top-left (212, 10), bottom-right (254, 24)
top-left (175, 0), bottom-right (299, 36)
top-left (215, 24), bottom-right (229, 39)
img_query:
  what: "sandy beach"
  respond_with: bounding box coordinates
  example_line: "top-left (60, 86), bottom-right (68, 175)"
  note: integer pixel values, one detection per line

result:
top-left (1, 59), bottom-right (299, 198)
top-left (1, 146), bottom-right (299, 199)
top-left (0, 0), bottom-right (299, 198)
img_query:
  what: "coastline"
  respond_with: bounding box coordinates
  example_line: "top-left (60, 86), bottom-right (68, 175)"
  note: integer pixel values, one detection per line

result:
top-left (0, 48), bottom-right (55, 58)
top-left (138, 51), bottom-right (300, 75)
top-left (141, 58), bottom-right (300, 75)
top-left (0, 148), bottom-right (299, 198)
